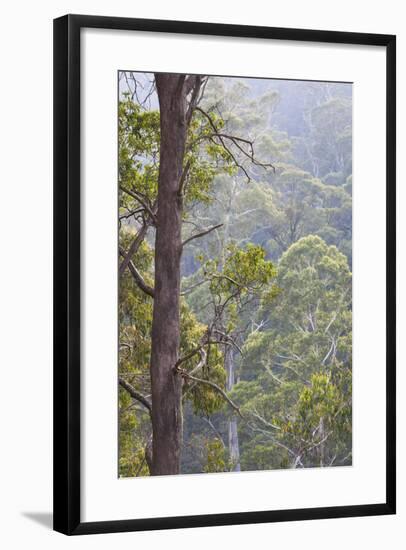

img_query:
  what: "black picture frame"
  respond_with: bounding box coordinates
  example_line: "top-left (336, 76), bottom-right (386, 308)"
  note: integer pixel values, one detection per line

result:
top-left (53, 14), bottom-right (396, 536)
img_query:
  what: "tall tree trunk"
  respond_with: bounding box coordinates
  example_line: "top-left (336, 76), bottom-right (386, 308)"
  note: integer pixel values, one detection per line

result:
top-left (220, 179), bottom-right (241, 471)
top-left (225, 346), bottom-right (241, 471)
top-left (318, 416), bottom-right (325, 467)
top-left (150, 75), bottom-right (188, 475)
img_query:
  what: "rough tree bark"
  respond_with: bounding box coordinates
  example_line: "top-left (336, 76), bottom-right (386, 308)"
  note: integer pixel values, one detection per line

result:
top-left (150, 74), bottom-right (196, 475)
top-left (121, 73), bottom-right (270, 476)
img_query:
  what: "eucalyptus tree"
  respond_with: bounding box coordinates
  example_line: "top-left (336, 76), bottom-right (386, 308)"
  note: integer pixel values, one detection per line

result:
top-left (294, 96), bottom-right (352, 183)
top-left (232, 235), bottom-right (352, 469)
top-left (118, 73), bottom-right (275, 475)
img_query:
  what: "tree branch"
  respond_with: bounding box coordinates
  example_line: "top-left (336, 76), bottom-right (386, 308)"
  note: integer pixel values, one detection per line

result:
top-left (175, 366), bottom-right (243, 418)
top-left (180, 279), bottom-right (208, 296)
top-left (120, 186), bottom-right (157, 223)
top-left (119, 377), bottom-right (152, 415)
top-left (202, 416), bottom-right (226, 447)
top-left (184, 75), bottom-right (200, 97)
top-left (188, 348), bottom-right (207, 376)
top-left (185, 75), bottom-right (203, 125)
top-left (212, 329), bottom-right (243, 354)
top-left (175, 338), bottom-right (230, 369)
top-left (119, 247), bottom-right (154, 298)
top-left (119, 222), bottom-right (149, 277)
top-left (247, 423), bottom-right (304, 466)
top-left (182, 223), bottom-right (223, 247)
top-left (175, 343), bottom-right (206, 368)
top-left (177, 158), bottom-right (192, 197)
top-left (194, 106), bottom-right (275, 181)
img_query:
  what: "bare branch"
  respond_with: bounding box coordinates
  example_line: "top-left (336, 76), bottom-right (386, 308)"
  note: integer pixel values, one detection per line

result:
top-left (251, 409), bottom-right (281, 431)
top-left (185, 75), bottom-right (203, 125)
top-left (180, 279), bottom-right (208, 296)
top-left (194, 106), bottom-right (275, 181)
top-left (177, 158), bottom-right (192, 197)
top-left (209, 273), bottom-right (243, 289)
top-left (322, 338), bottom-right (336, 366)
top-left (182, 223), bottom-right (223, 247)
top-left (119, 247), bottom-right (154, 298)
top-left (119, 207), bottom-right (145, 222)
top-left (119, 222), bottom-right (149, 277)
top-left (212, 329), bottom-right (243, 354)
top-left (120, 186), bottom-right (157, 223)
top-left (202, 416), bottom-right (226, 447)
top-left (188, 348), bottom-right (207, 376)
top-left (175, 337), bottom-right (230, 368)
top-left (304, 431), bottom-right (332, 453)
top-left (175, 366), bottom-right (243, 418)
top-left (263, 364), bottom-right (285, 385)
top-left (247, 423), bottom-right (304, 466)
top-left (119, 377), bottom-right (152, 415)
top-left (196, 76), bottom-right (210, 106)
top-left (184, 75), bottom-right (200, 97)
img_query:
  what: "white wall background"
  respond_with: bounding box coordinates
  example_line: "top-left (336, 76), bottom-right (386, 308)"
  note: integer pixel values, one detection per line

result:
top-left (0, 0), bottom-right (403, 547)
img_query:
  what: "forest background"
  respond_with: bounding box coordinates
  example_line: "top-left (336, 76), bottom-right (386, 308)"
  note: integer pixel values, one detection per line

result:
top-left (118, 72), bottom-right (353, 477)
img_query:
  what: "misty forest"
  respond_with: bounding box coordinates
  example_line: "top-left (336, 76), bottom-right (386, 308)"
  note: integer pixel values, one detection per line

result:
top-left (118, 72), bottom-right (352, 477)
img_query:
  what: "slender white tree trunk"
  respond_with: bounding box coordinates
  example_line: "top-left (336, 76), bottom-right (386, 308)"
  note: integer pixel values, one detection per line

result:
top-left (225, 346), bottom-right (240, 471)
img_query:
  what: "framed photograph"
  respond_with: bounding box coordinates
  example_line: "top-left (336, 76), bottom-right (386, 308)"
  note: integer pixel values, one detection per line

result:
top-left (53, 14), bottom-right (396, 535)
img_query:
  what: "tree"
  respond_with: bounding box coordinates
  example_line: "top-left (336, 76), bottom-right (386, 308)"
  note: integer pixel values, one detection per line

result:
top-left (118, 73), bottom-right (275, 475)
top-left (118, 73), bottom-right (353, 476)
top-left (179, 80), bottom-right (288, 470)
top-left (294, 97), bottom-right (352, 183)
top-left (232, 236), bottom-right (352, 469)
